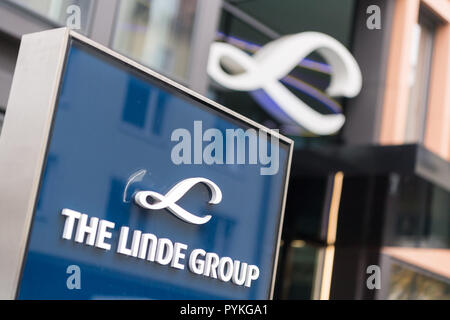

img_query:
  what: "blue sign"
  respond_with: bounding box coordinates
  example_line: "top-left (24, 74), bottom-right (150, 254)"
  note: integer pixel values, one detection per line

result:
top-left (17, 38), bottom-right (292, 299)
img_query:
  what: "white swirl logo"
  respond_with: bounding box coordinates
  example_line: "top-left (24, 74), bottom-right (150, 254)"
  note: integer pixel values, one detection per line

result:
top-left (134, 177), bottom-right (222, 225)
top-left (208, 32), bottom-right (362, 135)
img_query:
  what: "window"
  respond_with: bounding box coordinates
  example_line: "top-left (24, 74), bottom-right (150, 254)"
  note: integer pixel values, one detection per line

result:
top-left (383, 175), bottom-right (450, 249)
top-left (385, 257), bottom-right (450, 300)
top-left (405, 12), bottom-right (436, 143)
top-left (275, 241), bottom-right (323, 299)
top-left (112, 0), bottom-right (198, 82)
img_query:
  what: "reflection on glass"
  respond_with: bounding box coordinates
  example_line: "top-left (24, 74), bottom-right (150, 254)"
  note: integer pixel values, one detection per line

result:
top-left (113, 0), bottom-right (198, 81)
top-left (389, 263), bottom-right (450, 300)
top-left (122, 76), bottom-right (151, 129)
top-left (7, 0), bottom-right (92, 33)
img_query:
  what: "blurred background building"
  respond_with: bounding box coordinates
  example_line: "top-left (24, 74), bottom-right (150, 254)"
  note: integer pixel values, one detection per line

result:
top-left (0, 0), bottom-right (449, 299)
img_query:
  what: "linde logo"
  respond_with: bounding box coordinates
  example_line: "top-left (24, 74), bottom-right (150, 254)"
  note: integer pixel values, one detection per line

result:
top-left (134, 177), bottom-right (222, 225)
top-left (208, 32), bottom-right (362, 135)
top-left (60, 177), bottom-right (260, 288)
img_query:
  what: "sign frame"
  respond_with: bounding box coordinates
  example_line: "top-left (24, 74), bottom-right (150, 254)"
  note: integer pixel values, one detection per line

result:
top-left (0, 28), bottom-right (293, 299)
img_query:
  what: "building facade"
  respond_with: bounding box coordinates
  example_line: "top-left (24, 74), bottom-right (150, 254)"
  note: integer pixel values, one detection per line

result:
top-left (0, 0), bottom-right (449, 299)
